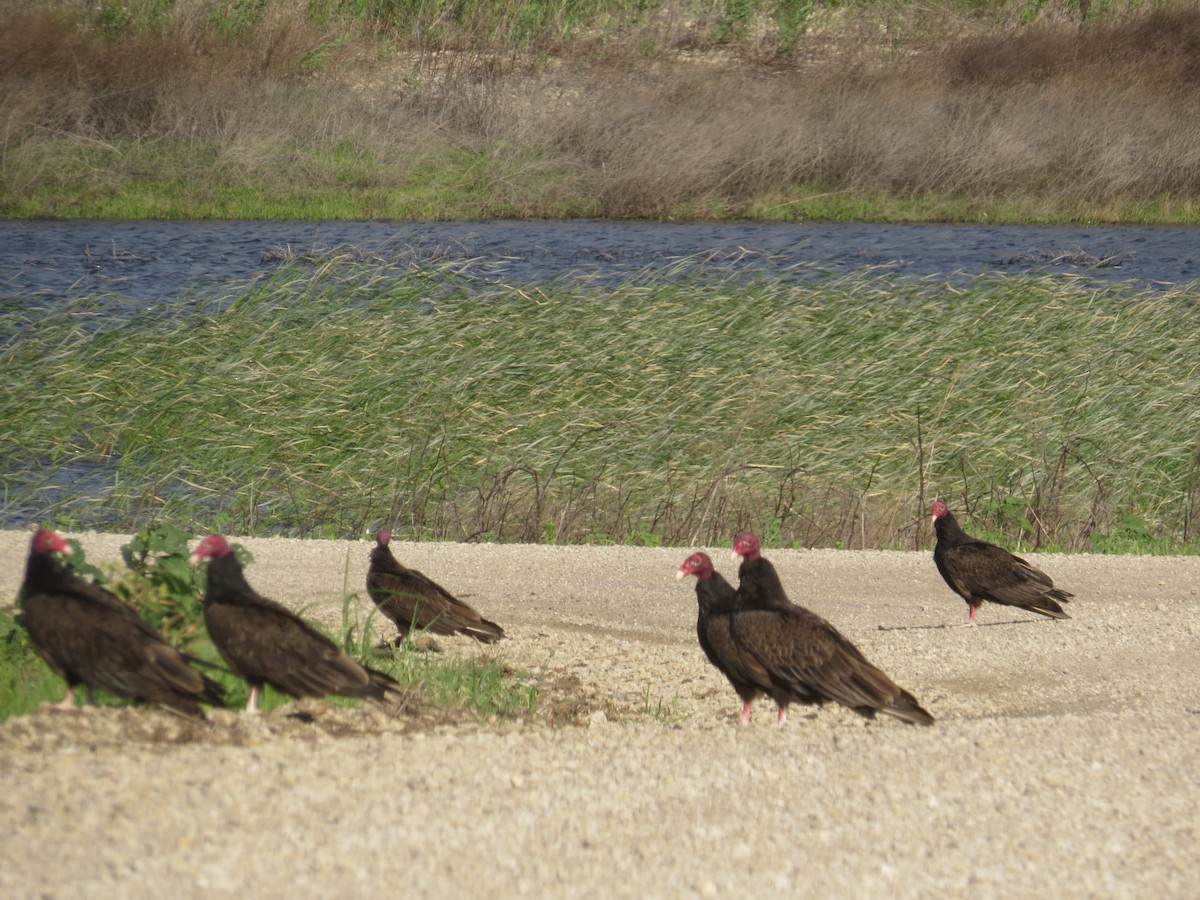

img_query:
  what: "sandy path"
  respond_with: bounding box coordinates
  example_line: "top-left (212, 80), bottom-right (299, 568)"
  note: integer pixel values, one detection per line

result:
top-left (2, 530), bottom-right (1198, 897)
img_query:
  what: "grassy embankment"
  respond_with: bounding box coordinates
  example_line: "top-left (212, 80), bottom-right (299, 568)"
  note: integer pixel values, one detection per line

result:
top-left (5, 259), bottom-right (1200, 553)
top-left (2, 0), bottom-right (1200, 223)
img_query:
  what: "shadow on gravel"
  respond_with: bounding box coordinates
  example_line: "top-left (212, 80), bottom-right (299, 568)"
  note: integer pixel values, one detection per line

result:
top-left (876, 618), bottom-right (1044, 631)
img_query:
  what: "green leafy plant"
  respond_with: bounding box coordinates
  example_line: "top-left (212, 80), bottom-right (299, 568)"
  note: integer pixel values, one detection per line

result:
top-left (62, 537), bottom-right (108, 585)
top-left (110, 523), bottom-right (253, 649)
top-left (1089, 512), bottom-right (1177, 555)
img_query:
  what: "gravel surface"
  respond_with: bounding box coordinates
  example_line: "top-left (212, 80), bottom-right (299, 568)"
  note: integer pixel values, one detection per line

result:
top-left (2, 530), bottom-right (1199, 898)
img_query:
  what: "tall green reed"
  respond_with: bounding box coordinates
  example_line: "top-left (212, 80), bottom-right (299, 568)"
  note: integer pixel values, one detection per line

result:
top-left (4, 260), bottom-right (1199, 550)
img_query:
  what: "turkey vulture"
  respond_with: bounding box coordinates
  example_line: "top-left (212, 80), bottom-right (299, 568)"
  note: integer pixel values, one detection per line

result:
top-left (366, 530), bottom-right (504, 645)
top-left (677, 551), bottom-right (763, 726)
top-left (17, 529), bottom-right (226, 717)
top-left (931, 500), bottom-right (1072, 625)
top-left (730, 533), bottom-right (934, 727)
top-left (730, 532), bottom-right (792, 611)
top-left (193, 534), bottom-right (403, 713)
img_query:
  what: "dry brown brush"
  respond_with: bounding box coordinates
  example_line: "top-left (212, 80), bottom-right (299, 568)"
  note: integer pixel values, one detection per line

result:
top-left (3, 2), bottom-right (1200, 218)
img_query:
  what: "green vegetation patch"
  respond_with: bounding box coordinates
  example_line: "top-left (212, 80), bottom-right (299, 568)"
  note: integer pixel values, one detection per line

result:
top-left (0, 611), bottom-right (69, 718)
top-left (0, 136), bottom-right (580, 220)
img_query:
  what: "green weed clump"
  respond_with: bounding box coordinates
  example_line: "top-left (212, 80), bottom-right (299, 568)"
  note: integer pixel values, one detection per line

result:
top-left (385, 647), bottom-right (539, 720)
top-left (5, 262), bottom-right (1200, 552)
top-left (0, 611), bottom-right (68, 718)
top-left (112, 522), bottom-right (237, 648)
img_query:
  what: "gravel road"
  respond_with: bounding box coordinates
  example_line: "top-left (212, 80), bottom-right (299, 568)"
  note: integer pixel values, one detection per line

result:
top-left (2, 530), bottom-right (1198, 898)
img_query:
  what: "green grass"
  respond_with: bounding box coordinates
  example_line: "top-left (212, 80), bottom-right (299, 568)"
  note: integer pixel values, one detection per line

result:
top-left (641, 685), bottom-right (688, 725)
top-left (4, 135), bottom-right (1197, 224)
top-left (743, 190), bottom-right (1200, 227)
top-left (5, 261), bottom-right (1200, 552)
top-left (384, 645), bottom-right (540, 719)
top-left (198, 640), bottom-right (538, 720)
top-left (0, 137), bottom-right (580, 221)
top-left (0, 611), bottom-right (72, 717)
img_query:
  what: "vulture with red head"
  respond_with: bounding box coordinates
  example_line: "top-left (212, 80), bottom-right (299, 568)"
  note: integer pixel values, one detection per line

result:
top-left (677, 551), bottom-right (764, 726)
top-left (366, 529), bottom-right (504, 645)
top-left (193, 534), bottom-right (403, 713)
top-left (931, 500), bottom-right (1072, 625)
top-left (729, 533), bottom-right (934, 727)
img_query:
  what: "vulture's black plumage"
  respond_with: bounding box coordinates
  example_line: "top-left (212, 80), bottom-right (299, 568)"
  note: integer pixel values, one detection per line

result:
top-left (931, 500), bottom-right (1072, 625)
top-left (193, 534), bottom-right (403, 713)
top-left (677, 551), bottom-right (764, 725)
top-left (730, 533), bottom-right (934, 727)
top-left (366, 529), bottom-right (504, 645)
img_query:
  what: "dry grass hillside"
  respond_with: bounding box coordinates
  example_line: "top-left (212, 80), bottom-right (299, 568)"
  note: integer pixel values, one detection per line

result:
top-left (2, 0), bottom-right (1199, 219)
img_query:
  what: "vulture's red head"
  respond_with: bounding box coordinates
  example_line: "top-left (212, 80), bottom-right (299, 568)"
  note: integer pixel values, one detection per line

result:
top-left (677, 552), bottom-right (715, 581)
top-left (731, 533), bottom-right (761, 562)
top-left (376, 529), bottom-right (392, 547)
top-left (30, 529), bottom-right (69, 556)
top-left (931, 500), bottom-right (949, 522)
top-left (192, 534), bottom-right (232, 562)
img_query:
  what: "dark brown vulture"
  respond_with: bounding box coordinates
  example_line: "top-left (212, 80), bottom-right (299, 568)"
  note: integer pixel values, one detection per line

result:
top-left (730, 532), bottom-right (792, 611)
top-left (730, 532), bottom-right (934, 727)
top-left (677, 551), bottom-right (763, 726)
top-left (192, 534), bottom-right (403, 713)
top-left (18, 529), bottom-right (226, 717)
top-left (931, 500), bottom-right (1072, 625)
top-left (366, 529), bottom-right (504, 645)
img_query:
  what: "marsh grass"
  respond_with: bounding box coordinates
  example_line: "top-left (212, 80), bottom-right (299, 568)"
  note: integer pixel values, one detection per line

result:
top-left (3, 1), bottom-right (1200, 222)
top-left (5, 259), bottom-right (1200, 551)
